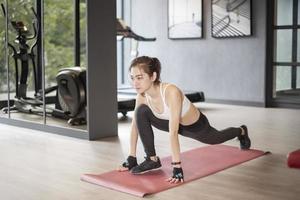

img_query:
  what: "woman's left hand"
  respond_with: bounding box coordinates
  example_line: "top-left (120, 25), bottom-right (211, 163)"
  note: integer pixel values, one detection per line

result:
top-left (166, 167), bottom-right (184, 184)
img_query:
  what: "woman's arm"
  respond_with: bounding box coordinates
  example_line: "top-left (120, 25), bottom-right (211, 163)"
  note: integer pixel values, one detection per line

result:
top-left (119, 94), bottom-right (145, 171)
top-left (129, 115), bottom-right (138, 156)
top-left (129, 94), bottom-right (146, 156)
top-left (166, 86), bottom-right (182, 162)
top-left (165, 85), bottom-right (184, 183)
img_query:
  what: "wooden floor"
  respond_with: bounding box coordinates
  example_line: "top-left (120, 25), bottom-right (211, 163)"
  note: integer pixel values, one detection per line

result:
top-left (0, 103), bottom-right (300, 200)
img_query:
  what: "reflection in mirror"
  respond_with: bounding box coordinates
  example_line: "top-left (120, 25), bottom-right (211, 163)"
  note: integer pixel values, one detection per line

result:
top-left (0, 0), bottom-right (9, 118)
top-left (1, 0), bottom-right (45, 123)
top-left (43, 0), bottom-right (86, 131)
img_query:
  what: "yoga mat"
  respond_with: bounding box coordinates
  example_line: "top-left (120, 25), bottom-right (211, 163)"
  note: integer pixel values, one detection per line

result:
top-left (81, 145), bottom-right (268, 197)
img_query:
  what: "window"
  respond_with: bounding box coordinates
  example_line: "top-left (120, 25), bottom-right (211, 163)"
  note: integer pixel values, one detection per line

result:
top-left (270, 0), bottom-right (300, 104)
top-left (44, 0), bottom-right (75, 87)
top-left (275, 29), bottom-right (292, 62)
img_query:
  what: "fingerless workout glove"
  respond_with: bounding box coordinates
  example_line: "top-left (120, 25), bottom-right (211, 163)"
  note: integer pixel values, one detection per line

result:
top-left (122, 156), bottom-right (138, 170)
top-left (172, 167), bottom-right (184, 181)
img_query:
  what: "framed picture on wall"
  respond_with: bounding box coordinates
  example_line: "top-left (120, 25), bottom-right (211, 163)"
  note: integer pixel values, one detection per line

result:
top-left (211, 0), bottom-right (252, 38)
top-left (168, 0), bottom-right (203, 39)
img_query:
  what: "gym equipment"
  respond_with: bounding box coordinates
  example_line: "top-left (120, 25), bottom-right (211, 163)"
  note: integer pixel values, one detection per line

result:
top-left (287, 149), bottom-right (300, 169)
top-left (0, 4), bottom-right (76, 123)
top-left (0, 5), bottom-right (55, 114)
top-left (81, 145), bottom-right (268, 197)
top-left (55, 18), bottom-right (158, 121)
top-left (54, 67), bottom-right (87, 125)
top-left (116, 18), bottom-right (156, 41)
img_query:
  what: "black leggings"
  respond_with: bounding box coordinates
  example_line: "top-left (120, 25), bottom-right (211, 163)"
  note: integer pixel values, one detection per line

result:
top-left (135, 104), bottom-right (242, 157)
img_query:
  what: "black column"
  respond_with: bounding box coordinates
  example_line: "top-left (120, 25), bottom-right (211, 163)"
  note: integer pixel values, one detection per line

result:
top-left (86, 0), bottom-right (118, 140)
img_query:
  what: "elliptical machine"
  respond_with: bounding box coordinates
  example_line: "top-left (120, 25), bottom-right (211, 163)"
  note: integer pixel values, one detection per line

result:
top-left (0, 4), bottom-right (85, 125)
top-left (0, 4), bottom-right (52, 115)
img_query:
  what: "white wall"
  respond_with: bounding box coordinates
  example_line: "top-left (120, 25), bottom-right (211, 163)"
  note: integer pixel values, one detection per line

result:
top-left (124, 0), bottom-right (267, 106)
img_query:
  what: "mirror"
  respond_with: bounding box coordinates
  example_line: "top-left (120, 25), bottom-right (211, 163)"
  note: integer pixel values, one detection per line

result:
top-left (0, 0), bottom-right (9, 118)
top-left (44, 0), bottom-right (87, 131)
top-left (0, 0), bottom-right (45, 123)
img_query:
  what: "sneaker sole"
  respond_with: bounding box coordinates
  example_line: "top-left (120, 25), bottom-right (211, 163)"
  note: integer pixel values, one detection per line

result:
top-left (131, 166), bottom-right (162, 175)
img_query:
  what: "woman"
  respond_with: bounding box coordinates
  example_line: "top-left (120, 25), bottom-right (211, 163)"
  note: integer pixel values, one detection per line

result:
top-left (118, 56), bottom-right (251, 184)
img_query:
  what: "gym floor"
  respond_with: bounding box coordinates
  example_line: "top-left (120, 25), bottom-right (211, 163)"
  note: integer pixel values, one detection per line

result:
top-left (0, 102), bottom-right (300, 200)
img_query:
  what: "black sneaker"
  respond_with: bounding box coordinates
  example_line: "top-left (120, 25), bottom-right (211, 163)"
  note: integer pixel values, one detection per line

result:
top-left (131, 156), bottom-right (162, 174)
top-left (238, 125), bottom-right (251, 150)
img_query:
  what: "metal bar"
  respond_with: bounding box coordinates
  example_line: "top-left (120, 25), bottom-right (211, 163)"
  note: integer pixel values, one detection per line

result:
top-left (41, 0), bottom-right (46, 124)
top-left (274, 25), bottom-right (300, 29)
top-left (4, 0), bottom-right (10, 118)
top-left (36, 0), bottom-right (43, 92)
top-left (121, 0), bottom-right (125, 84)
top-left (291, 0), bottom-right (298, 89)
top-left (273, 62), bottom-right (300, 66)
top-left (74, 0), bottom-right (80, 66)
top-left (265, 0), bottom-right (275, 107)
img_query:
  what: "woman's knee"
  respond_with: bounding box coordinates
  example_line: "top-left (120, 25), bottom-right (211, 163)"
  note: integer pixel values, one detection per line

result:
top-left (135, 104), bottom-right (152, 118)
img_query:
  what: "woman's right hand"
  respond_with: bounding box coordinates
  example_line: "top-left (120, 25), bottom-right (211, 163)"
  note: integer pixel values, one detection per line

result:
top-left (117, 155), bottom-right (138, 172)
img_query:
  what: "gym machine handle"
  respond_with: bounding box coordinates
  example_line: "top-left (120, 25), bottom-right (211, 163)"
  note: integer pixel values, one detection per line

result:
top-left (1, 3), bottom-right (5, 17)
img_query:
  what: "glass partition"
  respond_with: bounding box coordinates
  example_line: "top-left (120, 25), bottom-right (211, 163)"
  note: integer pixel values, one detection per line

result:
top-left (297, 67), bottom-right (300, 88)
top-left (2, 0), bottom-right (45, 123)
top-left (298, 0), bottom-right (300, 25)
top-left (298, 30), bottom-right (300, 62)
top-left (270, 0), bottom-right (300, 105)
top-left (275, 66), bottom-right (292, 92)
top-left (275, 29), bottom-right (292, 62)
top-left (275, 0), bottom-right (293, 26)
top-left (0, 0), bottom-right (8, 118)
top-left (0, 0), bottom-right (87, 133)
top-left (80, 0), bottom-right (86, 68)
top-left (44, 0), bottom-right (87, 131)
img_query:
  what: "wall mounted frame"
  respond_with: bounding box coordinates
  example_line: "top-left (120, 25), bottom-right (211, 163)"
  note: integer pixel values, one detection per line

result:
top-left (211, 0), bottom-right (252, 38)
top-left (168, 0), bottom-right (203, 39)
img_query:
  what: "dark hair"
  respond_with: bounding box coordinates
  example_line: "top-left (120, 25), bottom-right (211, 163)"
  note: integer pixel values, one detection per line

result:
top-left (129, 56), bottom-right (161, 85)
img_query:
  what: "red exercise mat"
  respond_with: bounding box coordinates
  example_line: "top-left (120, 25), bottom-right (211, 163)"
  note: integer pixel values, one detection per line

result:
top-left (81, 145), bottom-right (268, 197)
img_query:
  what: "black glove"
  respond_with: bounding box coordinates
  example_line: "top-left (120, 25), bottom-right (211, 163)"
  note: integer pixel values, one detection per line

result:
top-left (172, 167), bottom-right (184, 181)
top-left (122, 156), bottom-right (138, 170)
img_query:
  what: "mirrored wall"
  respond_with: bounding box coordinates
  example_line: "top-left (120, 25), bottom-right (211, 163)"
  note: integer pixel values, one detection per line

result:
top-left (0, 1), bottom-right (8, 117)
top-left (0, 0), bottom-right (87, 133)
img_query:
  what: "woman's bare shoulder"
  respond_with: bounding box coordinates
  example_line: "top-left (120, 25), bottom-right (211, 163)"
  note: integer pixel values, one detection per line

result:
top-left (135, 93), bottom-right (147, 105)
top-left (164, 83), bottom-right (182, 96)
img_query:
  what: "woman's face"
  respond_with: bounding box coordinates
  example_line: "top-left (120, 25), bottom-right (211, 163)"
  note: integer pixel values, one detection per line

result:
top-left (130, 67), bottom-right (155, 94)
